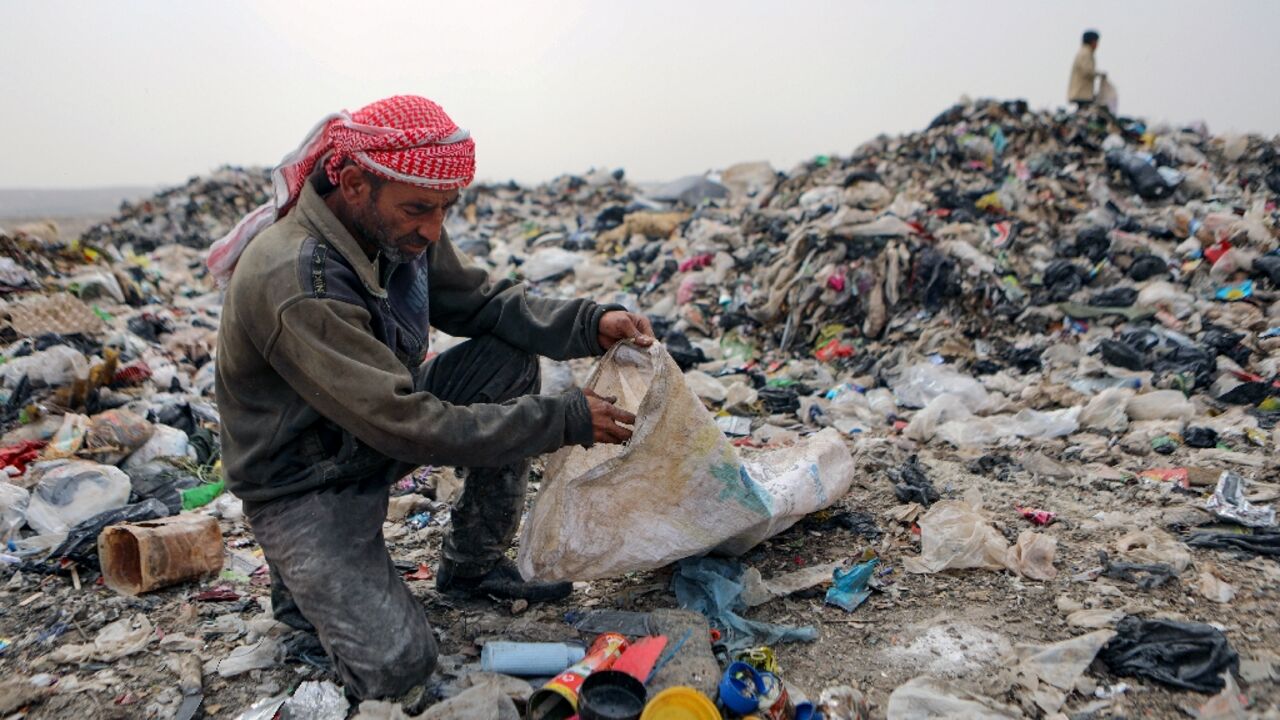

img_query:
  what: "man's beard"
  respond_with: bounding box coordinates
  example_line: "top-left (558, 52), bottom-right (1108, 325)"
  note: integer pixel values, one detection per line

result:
top-left (351, 201), bottom-right (423, 264)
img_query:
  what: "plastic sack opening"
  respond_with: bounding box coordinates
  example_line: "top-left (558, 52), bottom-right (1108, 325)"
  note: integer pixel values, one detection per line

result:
top-left (517, 342), bottom-right (856, 582)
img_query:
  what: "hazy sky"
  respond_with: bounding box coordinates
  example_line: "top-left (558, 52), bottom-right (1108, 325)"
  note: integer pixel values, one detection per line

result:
top-left (3, 0), bottom-right (1278, 190)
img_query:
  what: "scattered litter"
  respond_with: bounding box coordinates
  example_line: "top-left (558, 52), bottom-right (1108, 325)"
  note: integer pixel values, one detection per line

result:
top-left (1099, 616), bottom-right (1239, 693)
top-left (1205, 471), bottom-right (1276, 528)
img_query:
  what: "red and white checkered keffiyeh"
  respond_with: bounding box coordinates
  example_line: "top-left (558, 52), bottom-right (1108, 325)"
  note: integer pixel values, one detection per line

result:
top-left (207, 95), bottom-right (476, 284)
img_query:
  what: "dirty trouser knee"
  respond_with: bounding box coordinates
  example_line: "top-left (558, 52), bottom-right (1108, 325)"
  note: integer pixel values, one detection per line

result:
top-left (246, 477), bottom-right (437, 700)
top-left (418, 335), bottom-right (540, 576)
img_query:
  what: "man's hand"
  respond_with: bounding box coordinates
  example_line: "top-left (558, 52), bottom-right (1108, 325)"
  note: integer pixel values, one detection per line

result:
top-left (597, 310), bottom-right (655, 351)
top-left (583, 388), bottom-right (635, 444)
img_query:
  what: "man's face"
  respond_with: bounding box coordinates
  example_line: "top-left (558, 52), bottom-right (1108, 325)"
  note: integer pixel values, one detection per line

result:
top-left (349, 177), bottom-right (460, 264)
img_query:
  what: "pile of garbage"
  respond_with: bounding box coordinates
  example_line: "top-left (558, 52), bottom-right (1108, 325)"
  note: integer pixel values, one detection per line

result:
top-left (79, 166), bottom-right (270, 253)
top-left (0, 97), bottom-right (1278, 718)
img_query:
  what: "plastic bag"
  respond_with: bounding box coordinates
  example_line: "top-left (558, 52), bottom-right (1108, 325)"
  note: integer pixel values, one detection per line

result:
top-left (1116, 527), bottom-right (1191, 574)
top-left (44, 413), bottom-right (90, 459)
top-left (0, 481), bottom-right (30, 542)
top-left (1078, 387), bottom-right (1133, 432)
top-left (520, 247), bottom-right (583, 282)
top-left (518, 343), bottom-right (855, 581)
top-left (904, 499), bottom-right (1010, 574)
top-left (1124, 389), bottom-right (1194, 421)
top-left (121, 424), bottom-right (192, 470)
top-left (24, 460), bottom-right (132, 535)
top-left (904, 394), bottom-right (971, 442)
top-left (81, 409), bottom-right (155, 465)
top-left (935, 407), bottom-right (1079, 447)
top-left (885, 676), bottom-right (1021, 720)
top-left (125, 459), bottom-right (202, 513)
top-left (1100, 616), bottom-right (1238, 693)
top-left (891, 363), bottom-right (992, 411)
top-left (1098, 77), bottom-right (1118, 114)
top-left (1008, 530), bottom-right (1057, 581)
top-left (0, 344), bottom-right (87, 389)
top-left (48, 613), bottom-right (154, 664)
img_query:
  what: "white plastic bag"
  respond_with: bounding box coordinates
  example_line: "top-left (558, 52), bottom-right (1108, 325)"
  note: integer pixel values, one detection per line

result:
top-left (122, 424), bottom-right (194, 470)
top-left (0, 481), bottom-right (30, 542)
top-left (518, 343), bottom-right (855, 582)
top-left (1098, 77), bottom-right (1118, 115)
top-left (24, 460), bottom-right (131, 535)
top-left (520, 247), bottom-right (583, 282)
top-left (892, 363), bottom-right (992, 411)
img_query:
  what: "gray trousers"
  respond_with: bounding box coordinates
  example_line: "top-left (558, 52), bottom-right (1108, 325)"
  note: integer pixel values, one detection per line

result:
top-left (245, 335), bottom-right (539, 699)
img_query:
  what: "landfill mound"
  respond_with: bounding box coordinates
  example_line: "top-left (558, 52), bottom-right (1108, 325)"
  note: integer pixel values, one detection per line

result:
top-left (78, 165), bottom-right (270, 253)
top-left (0, 98), bottom-right (1278, 718)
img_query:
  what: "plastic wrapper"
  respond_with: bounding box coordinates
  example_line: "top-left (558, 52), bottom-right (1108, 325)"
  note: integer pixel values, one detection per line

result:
top-left (24, 460), bottom-right (131, 535)
top-left (1205, 471), bottom-right (1276, 528)
top-left (519, 342), bottom-right (854, 582)
top-left (281, 680), bottom-right (349, 720)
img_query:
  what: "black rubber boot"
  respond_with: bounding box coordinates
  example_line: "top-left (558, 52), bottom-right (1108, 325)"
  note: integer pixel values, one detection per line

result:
top-left (436, 557), bottom-right (572, 603)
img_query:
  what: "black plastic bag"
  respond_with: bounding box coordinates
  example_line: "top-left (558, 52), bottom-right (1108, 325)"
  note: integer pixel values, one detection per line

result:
top-left (1252, 254), bottom-right (1280, 286)
top-left (1186, 528), bottom-right (1280, 557)
top-left (127, 460), bottom-right (203, 514)
top-left (1152, 345), bottom-right (1216, 389)
top-left (1128, 254), bottom-right (1168, 281)
top-left (889, 456), bottom-right (940, 507)
top-left (1099, 339), bottom-right (1145, 371)
top-left (1074, 226), bottom-right (1111, 262)
top-left (1099, 616), bottom-right (1238, 692)
top-left (1106, 150), bottom-right (1179, 200)
top-left (1183, 427), bottom-right (1219, 449)
top-left (1088, 287), bottom-right (1139, 308)
top-left (758, 387), bottom-right (800, 415)
top-left (663, 331), bottom-right (709, 371)
top-left (1042, 260), bottom-right (1088, 302)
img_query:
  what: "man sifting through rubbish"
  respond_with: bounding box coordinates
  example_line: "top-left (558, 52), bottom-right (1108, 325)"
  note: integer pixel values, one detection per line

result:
top-left (212, 95), bottom-right (652, 702)
top-left (1068, 29), bottom-right (1105, 108)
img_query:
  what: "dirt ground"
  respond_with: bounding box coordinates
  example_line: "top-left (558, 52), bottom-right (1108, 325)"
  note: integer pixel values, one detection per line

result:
top-left (3, 423), bottom-right (1277, 718)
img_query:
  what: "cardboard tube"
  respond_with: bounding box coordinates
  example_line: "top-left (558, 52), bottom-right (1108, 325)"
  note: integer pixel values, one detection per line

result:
top-left (99, 514), bottom-right (223, 595)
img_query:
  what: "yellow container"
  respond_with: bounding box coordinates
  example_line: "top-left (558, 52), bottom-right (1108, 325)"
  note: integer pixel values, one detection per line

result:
top-left (640, 686), bottom-right (719, 720)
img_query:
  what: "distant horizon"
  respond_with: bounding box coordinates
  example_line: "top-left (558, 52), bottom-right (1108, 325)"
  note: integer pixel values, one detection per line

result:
top-left (4, 0), bottom-right (1278, 191)
top-left (2, 94), bottom-right (1274, 198)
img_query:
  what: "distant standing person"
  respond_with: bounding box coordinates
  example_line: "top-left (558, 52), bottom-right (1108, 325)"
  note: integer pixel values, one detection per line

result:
top-left (1068, 30), bottom-right (1105, 108)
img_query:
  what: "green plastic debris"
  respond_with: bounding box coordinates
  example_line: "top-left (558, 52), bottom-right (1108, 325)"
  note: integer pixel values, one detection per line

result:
top-left (181, 478), bottom-right (225, 510)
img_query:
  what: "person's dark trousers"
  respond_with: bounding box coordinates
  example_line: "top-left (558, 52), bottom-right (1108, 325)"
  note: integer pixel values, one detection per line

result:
top-left (244, 335), bottom-right (540, 699)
